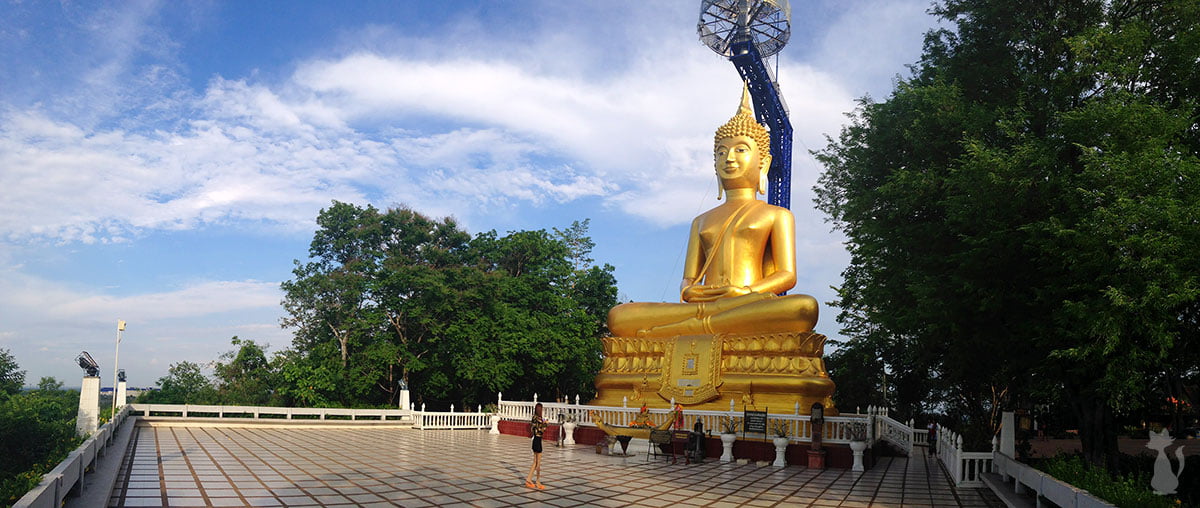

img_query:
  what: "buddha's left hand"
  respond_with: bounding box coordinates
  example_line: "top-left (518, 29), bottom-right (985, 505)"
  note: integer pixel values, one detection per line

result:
top-left (686, 284), bottom-right (753, 301)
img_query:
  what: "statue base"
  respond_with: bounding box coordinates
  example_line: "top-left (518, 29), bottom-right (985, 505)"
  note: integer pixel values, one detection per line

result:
top-left (591, 331), bottom-right (836, 414)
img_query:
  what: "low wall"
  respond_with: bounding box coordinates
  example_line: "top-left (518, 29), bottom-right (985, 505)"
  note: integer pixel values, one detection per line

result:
top-left (496, 418), bottom-right (865, 468)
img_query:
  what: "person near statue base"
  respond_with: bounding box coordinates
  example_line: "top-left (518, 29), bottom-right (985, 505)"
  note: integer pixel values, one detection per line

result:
top-left (525, 403), bottom-right (547, 489)
top-left (927, 421), bottom-right (937, 456)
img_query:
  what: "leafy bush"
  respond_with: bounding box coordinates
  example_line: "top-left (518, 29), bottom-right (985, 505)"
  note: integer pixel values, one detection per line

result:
top-left (0, 383), bottom-right (82, 505)
top-left (1039, 455), bottom-right (1186, 508)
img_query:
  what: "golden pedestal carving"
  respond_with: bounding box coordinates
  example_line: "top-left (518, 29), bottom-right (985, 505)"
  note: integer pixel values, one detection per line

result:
top-left (591, 331), bottom-right (837, 414)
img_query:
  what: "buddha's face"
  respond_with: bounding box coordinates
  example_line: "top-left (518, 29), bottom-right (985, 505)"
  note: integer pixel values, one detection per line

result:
top-left (714, 135), bottom-right (770, 191)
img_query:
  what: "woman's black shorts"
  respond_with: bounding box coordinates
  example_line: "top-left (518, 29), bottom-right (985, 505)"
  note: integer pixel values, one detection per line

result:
top-left (532, 436), bottom-right (543, 453)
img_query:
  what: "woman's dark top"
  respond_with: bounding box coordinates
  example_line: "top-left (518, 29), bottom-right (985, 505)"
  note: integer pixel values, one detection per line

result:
top-left (531, 414), bottom-right (547, 453)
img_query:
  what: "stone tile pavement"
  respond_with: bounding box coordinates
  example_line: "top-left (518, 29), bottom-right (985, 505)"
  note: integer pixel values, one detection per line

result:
top-left (108, 425), bottom-right (1004, 507)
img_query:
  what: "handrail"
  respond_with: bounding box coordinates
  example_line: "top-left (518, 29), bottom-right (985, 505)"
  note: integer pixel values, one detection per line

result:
top-left (497, 399), bottom-right (871, 444)
top-left (413, 411), bottom-right (491, 430)
top-left (934, 425), bottom-right (994, 488)
top-left (10, 402), bottom-right (489, 507)
top-left (130, 403), bottom-right (411, 421)
top-left (992, 451), bottom-right (1115, 507)
top-left (868, 406), bottom-right (915, 455)
top-left (14, 406), bottom-right (134, 508)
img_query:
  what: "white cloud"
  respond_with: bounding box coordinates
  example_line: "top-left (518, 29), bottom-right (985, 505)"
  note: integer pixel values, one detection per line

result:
top-left (0, 262), bottom-right (287, 387)
top-left (0, 266), bottom-right (279, 324)
top-left (812, 0), bottom-right (938, 99)
top-left (0, 0), bottom-right (920, 243)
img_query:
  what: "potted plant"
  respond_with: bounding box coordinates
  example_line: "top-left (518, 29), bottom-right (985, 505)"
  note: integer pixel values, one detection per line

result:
top-left (719, 416), bottom-right (740, 463)
top-left (848, 421), bottom-right (868, 472)
top-left (770, 420), bottom-right (791, 467)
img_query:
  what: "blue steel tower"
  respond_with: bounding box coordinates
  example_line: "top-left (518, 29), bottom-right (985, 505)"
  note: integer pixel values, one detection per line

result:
top-left (698, 0), bottom-right (793, 210)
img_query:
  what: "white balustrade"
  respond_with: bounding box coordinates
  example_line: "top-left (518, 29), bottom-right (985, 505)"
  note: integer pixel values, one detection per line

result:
top-left (922, 424), bottom-right (995, 488)
top-left (131, 404), bottom-right (410, 422)
top-left (412, 411), bottom-right (491, 430)
top-left (495, 400), bottom-right (871, 444)
top-left (991, 451), bottom-right (1115, 507)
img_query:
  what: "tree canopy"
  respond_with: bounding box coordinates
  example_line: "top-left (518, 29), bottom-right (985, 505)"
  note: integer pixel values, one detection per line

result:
top-left (816, 0), bottom-right (1200, 469)
top-left (0, 356), bottom-right (81, 505)
top-left (0, 348), bottom-right (25, 397)
top-left (139, 361), bottom-right (218, 405)
top-left (278, 202), bottom-right (617, 409)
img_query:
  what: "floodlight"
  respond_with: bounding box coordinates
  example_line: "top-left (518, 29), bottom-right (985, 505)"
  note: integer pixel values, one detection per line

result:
top-left (76, 351), bottom-right (100, 377)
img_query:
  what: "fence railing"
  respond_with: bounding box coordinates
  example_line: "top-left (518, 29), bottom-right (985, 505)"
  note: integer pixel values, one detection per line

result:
top-left (935, 426), bottom-right (994, 488)
top-left (867, 406), bottom-right (916, 455)
top-left (14, 406), bottom-right (134, 508)
top-left (413, 411), bottom-right (491, 430)
top-left (992, 451), bottom-right (1114, 507)
top-left (130, 404), bottom-right (411, 422)
top-left (496, 396), bottom-right (870, 444)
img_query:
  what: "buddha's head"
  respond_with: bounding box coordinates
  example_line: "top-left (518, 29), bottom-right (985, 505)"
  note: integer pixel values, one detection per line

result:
top-left (714, 85), bottom-right (772, 198)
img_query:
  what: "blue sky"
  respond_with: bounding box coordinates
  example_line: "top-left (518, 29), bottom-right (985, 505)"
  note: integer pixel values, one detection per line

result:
top-left (0, 0), bottom-right (940, 388)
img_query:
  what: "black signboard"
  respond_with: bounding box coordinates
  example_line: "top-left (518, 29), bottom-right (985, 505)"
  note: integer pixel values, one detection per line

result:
top-left (743, 410), bottom-right (767, 434)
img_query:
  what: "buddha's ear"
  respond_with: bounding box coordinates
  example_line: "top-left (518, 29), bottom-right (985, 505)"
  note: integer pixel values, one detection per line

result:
top-left (716, 175), bottom-right (724, 200)
top-left (758, 154), bottom-right (772, 195)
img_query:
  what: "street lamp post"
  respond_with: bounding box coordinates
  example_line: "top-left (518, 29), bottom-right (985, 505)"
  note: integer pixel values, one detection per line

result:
top-left (112, 320), bottom-right (125, 416)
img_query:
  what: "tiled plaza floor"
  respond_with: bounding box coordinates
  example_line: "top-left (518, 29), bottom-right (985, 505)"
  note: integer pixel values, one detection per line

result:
top-left (108, 425), bottom-right (1003, 507)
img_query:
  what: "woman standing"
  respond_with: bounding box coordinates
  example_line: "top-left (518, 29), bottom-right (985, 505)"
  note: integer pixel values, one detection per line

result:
top-left (525, 403), bottom-right (547, 489)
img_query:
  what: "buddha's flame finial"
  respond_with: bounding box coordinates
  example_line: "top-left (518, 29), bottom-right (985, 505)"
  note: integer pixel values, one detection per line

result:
top-left (737, 82), bottom-right (754, 118)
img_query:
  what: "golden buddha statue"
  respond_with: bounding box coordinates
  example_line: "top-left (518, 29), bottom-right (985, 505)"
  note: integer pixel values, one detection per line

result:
top-left (592, 86), bottom-right (836, 414)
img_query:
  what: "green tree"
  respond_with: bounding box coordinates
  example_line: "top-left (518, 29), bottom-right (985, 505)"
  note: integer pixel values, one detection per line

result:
top-left (142, 361), bottom-right (217, 404)
top-left (0, 348), bottom-right (25, 397)
top-left (213, 337), bottom-right (276, 405)
top-left (0, 360), bottom-right (79, 505)
top-left (816, 0), bottom-right (1200, 468)
top-left (279, 201), bottom-right (618, 409)
top-left (35, 377), bottom-right (63, 392)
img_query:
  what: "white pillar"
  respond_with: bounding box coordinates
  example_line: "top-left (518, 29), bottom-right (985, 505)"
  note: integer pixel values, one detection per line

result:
top-left (76, 376), bottom-right (100, 437)
top-left (1000, 411), bottom-right (1016, 457)
top-left (116, 380), bottom-right (128, 409)
top-left (399, 389), bottom-right (411, 412)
